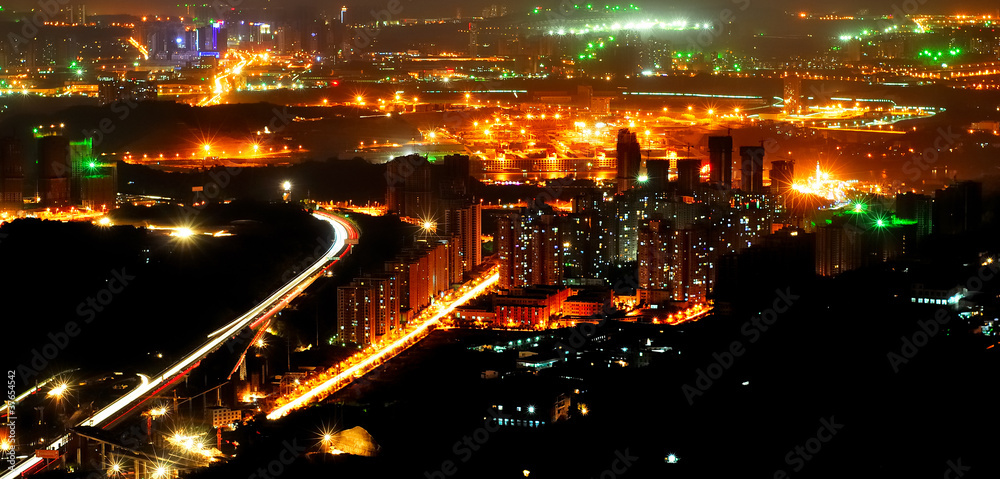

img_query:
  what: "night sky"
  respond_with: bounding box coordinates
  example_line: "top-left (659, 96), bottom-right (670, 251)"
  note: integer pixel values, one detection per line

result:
top-left (3, 0), bottom-right (999, 18)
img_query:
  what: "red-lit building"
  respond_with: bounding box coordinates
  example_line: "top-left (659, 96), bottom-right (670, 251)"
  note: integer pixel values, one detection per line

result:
top-left (493, 286), bottom-right (571, 329)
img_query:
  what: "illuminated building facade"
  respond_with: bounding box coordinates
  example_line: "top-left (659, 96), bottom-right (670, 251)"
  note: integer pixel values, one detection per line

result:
top-left (497, 207), bottom-right (563, 289)
top-left (493, 286), bottom-right (571, 329)
top-left (783, 74), bottom-right (802, 112)
top-left (615, 128), bottom-right (640, 194)
top-left (638, 219), bottom-right (709, 305)
top-left (638, 219), bottom-right (671, 293)
top-left (98, 79), bottom-right (158, 105)
top-left (443, 202), bottom-right (482, 275)
top-left (337, 283), bottom-right (376, 346)
top-left (669, 226), bottom-right (710, 304)
top-left (615, 190), bottom-right (708, 263)
top-left (80, 162), bottom-right (117, 211)
top-left (354, 274), bottom-right (400, 338)
top-left (725, 192), bottom-right (773, 252)
top-left (341, 241), bottom-right (453, 346)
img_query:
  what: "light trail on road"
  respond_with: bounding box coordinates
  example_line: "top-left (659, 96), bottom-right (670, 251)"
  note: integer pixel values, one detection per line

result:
top-left (266, 269), bottom-right (500, 420)
top-left (1, 211), bottom-right (354, 479)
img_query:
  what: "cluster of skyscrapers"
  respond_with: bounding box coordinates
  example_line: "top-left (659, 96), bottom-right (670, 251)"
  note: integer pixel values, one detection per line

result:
top-left (495, 130), bottom-right (778, 309)
top-left (337, 155), bottom-right (482, 346)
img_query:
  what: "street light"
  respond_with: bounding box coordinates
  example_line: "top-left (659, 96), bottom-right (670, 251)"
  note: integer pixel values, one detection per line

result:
top-left (171, 227), bottom-right (194, 238)
top-left (48, 383), bottom-right (68, 399)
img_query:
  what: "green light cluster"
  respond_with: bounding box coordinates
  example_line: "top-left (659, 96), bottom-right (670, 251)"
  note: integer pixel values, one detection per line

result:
top-left (918, 48), bottom-right (961, 61)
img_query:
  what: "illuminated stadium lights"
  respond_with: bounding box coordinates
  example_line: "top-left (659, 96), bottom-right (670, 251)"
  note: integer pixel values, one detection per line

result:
top-left (791, 167), bottom-right (852, 204)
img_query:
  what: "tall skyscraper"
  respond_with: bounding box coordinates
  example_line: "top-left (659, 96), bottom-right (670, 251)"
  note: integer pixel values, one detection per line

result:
top-left (769, 159), bottom-right (795, 196)
top-left (81, 162), bottom-right (117, 211)
top-left (708, 136), bottom-right (733, 189)
top-left (676, 159), bottom-right (701, 195)
top-left (638, 219), bottom-right (671, 292)
top-left (933, 181), bottom-right (982, 235)
top-left (444, 203), bottom-right (482, 275)
top-left (68, 138), bottom-right (93, 204)
top-left (783, 74), bottom-right (803, 112)
top-left (669, 226), bottom-right (710, 303)
top-left (0, 137), bottom-right (24, 212)
top-left (895, 192), bottom-right (932, 240)
top-left (640, 159), bottom-right (665, 190)
top-left (337, 284), bottom-right (376, 346)
top-left (386, 155), bottom-right (433, 218)
top-left (616, 129), bottom-right (640, 194)
top-left (497, 208), bottom-right (563, 289)
top-left (738, 146), bottom-right (765, 194)
top-left (638, 219), bottom-right (709, 305)
top-left (37, 136), bottom-right (71, 207)
top-left (385, 154), bottom-right (472, 221)
top-left (355, 274), bottom-right (400, 339)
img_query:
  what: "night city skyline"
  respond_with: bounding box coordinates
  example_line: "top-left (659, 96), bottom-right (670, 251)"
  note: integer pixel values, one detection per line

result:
top-left (2, 1), bottom-right (1000, 478)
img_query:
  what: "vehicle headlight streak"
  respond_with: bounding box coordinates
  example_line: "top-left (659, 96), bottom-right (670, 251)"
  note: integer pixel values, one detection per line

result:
top-left (267, 270), bottom-right (500, 419)
top-left (0, 212), bottom-right (352, 479)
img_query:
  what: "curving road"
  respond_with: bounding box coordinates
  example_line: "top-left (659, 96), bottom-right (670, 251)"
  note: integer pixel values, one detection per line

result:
top-left (2, 210), bottom-right (356, 478)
